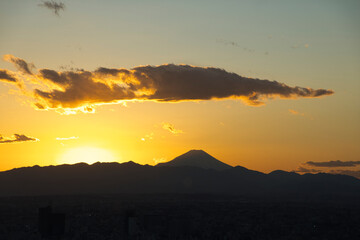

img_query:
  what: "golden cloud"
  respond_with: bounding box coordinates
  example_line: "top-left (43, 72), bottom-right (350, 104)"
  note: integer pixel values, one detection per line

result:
top-left (0, 134), bottom-right (39, 144)
top-left (162, 122), bottom-right (183, 135)
top-left (2, 55), bottom-right (335, 114)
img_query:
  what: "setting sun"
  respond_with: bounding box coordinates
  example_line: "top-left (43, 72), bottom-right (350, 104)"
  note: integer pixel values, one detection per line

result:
top-left (57, 147), bottom-right (116, 165)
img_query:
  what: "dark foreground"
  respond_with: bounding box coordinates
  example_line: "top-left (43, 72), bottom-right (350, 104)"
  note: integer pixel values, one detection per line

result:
top-left (1, 194), bottom-right (360, 240)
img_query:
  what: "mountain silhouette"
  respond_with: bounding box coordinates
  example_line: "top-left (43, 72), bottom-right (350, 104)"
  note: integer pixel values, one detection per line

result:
top-left (156, 149), bottom-right (232, 170)
top-left (0, 150), bottom-right (360, 197)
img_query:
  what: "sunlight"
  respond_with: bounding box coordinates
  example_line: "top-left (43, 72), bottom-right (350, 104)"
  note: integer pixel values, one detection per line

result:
top-left (57, 147), bottom-right (116, 165)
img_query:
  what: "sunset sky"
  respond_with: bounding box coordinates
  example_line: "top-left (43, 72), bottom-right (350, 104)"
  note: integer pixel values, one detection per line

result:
top-left (0, 0), bottom-right (359, 176)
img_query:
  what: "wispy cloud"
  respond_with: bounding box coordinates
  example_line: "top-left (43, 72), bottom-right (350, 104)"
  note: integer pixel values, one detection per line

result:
top-left (38, 1), bottom-right (65, 16)
top-left (329, 169), bottom-right (360, 179)
top-left (216, 39), bottom-right (255, 53)
top-left (291, 44), bottom-right (310, 49)
top-left (288, 109), bottom-right (305, 116)
top-left (162, 122), bottom-right (183, 135)
top-left (295, 166), bottom-right (322, 173)
top-left (306, 160), bottom-right (360, 168)
top-left (0, 134), bottom-right (39, 144)
top-left (153, 157), bottom-right (167, 164)
top-left (1, 55), bottom-right (334, 114)
top-left (295, 166), bottom-right (360, 179)
top-left (295, 160), bottom-right (360, 179)
top-left (55, 136), bottom-right (79, 141)
top-left (3, 55), bottom-right (35, 75)
top-left (0, 69), bottom-right (18, 83)
top-left (141, 133), bottom-right (154, 141)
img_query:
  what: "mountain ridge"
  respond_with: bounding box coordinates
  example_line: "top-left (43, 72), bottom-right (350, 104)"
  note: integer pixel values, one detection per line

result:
top-left (1, 150), bottom-right (360, 197)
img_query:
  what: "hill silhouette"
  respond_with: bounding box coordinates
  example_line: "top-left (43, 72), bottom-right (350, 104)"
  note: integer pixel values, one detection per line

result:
top-left (156, 149), bottom-right (232, 170)
top-left (0, 150), bottom-right (360, 197)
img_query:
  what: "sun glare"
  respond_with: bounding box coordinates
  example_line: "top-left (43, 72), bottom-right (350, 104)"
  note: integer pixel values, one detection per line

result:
top-left (57, 147), bottom-right (116, 165)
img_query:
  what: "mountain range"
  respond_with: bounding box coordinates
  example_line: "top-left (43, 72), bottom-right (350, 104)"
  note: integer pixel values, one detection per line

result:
top-left (1, 150), bottom-right (360, 197)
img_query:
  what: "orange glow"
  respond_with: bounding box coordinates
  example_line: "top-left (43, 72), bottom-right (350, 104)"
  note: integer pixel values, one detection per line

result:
top-left (57, 147), bottom-right (116, 165)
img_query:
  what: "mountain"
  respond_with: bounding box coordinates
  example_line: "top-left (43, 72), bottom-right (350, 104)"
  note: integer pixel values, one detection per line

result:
top-left (156, 149), bottom-right (232, 170)
top-left (1, 150), bottom-right (360, 197)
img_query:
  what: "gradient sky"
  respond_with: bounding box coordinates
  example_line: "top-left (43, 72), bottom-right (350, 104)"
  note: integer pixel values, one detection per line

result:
top-left (0, 0), bottom-right (359, 175)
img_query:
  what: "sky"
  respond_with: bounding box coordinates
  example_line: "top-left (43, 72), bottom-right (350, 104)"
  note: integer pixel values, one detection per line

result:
top-left (0, 0), bottom-right (359, 177)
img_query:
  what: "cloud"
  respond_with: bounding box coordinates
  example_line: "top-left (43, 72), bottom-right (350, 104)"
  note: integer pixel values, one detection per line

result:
top-left (2, 55), bottom-right (334, 113)
top-left (141, 133), bottom-right (154, 141)
top-left (288, 109), bottom-right (305, 116)
top-left (216, 39), bottom-right (255, 52)
top-left (0, 69), bottom-right (18, 83)
top-left (153, 157), bottom-right (167, 164)
top-left (3, 55), bottom-right (34, 75)
top-left (162, 122), bottom-right (183, 134)
top-left (35, 64), bottom-right (335, 109)
top-left (329, 170), bottom-right (360, 179)
top-left (295, 166), bottom-right (322, 173)
top-left (0, 134), bottom-right (39, 144)
top-left (291, 44), bottom-right (310, 49)
top-left (306, 160), bottom-right (360, 168)
top-left (38, 1), bottom-right (65, 16)
top-left (294, 166), bottom-right (360, 179)
top-left (55, 136), bottom-right (79, 141)
top-left (216, 39), bottom-right (240, 47)
top-left (295, 161), bottom-right (360, 179)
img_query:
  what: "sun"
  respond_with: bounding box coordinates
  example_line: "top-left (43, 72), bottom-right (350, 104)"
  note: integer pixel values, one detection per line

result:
top-left (57, 147), bottom-right (116, 165)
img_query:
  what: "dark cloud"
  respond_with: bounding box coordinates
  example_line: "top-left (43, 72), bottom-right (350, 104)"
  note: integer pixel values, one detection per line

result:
top-left (329, 170), bottom-right (360, 179)
top-left (306, 160), bottom-right (360, 168)
top-left (34, 103), bottom-right (46, 110)
top-left (3, 55), bottom-right (34, 75)
top-left (39, 69), bottom-right (64, 84)
top-left (101, 65), bottom-right (334, 102)
top-left (1, 55), bottom-right (334, 113)
top-left (295, 163), bottom-right (360, 179)
top-left (217, 39), bottom-right (240, 47)
top-left (216, 39), bottom-right (255, 53)
top-left (95, 67), bottom-right (130, 75)
top-left (0, 69), bottom-right (17, 83)
top-left (295, 167), bottom-right (360, 179)
top-left (39, 1), bottom-right (65, 16)
top-left (0, 134), bottom-right (39, 144)
top-left (33, 64), bottom-right (334, 110)
top-left (295, 166), bottom-right (322, 173)
top-left (35, 70), bottom-right (136, 109)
